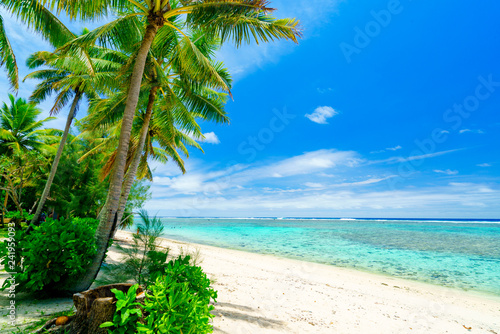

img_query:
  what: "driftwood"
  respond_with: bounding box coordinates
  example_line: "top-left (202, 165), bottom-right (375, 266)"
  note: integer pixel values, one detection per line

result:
top-left (34, 283), bottom-right (144, 334)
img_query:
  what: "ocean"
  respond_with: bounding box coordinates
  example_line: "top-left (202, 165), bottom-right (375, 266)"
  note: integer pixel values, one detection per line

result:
top-left (137, 217), bottom-right (500, 296)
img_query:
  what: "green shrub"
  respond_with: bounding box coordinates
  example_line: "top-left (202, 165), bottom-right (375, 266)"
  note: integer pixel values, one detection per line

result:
top-left (149, 254), bottom-right (217, 305)
top-left (138, 273), bottom-right (216, 334)
top-left (0, 217), bottom-right (98, 294)
top-left (103, 256), bottom-right (217, 334)
top-left (5, 211), bottom-right (33, 221)
top-left (100, 284), bottom-right (143, 334)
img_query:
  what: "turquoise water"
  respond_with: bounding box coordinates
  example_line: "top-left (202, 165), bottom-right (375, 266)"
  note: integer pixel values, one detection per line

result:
top-left (140, 218), bottom-right (500, 296)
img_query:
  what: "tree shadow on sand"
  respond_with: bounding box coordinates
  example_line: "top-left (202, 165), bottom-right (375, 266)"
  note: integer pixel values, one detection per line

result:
top-left (213, 302), bottom-right (287, 331)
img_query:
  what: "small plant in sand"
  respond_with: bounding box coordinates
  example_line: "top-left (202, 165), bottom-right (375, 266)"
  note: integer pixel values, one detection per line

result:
top-left (97, 210), bottom-right (167, 287)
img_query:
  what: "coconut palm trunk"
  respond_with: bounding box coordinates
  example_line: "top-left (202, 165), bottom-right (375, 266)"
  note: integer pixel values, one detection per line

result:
top-left (114, 86), bottom-right (158, 231)
top-left (31, 89), bottom-right (82, 226)
top-left (70, 22), bottom-right (160, 292)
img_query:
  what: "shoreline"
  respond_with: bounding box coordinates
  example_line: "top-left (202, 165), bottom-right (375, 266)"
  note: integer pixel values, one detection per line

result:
top-left (115, 230), bottom-right (500, 333)
top-left (1, 231), bottom-right (498, 333)
top-left (149, 230), bottom-right (500, 300)
top-left (125, 231), bottom-right (500, 302)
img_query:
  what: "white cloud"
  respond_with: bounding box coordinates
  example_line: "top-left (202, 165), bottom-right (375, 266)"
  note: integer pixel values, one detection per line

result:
top-left (387, 145), bottom-right (402, 151)
top-left (145, 182), bottom-right (500, 218)
top-left (149, 149), bottom-right (360, 197)
top-left (477, 163), bottom-right (491, 167)
top-left (434, 169), bottom-right (459, 175)
top-left (372, 149), bottom-right (463, 164)
top-left (459, 129), bottom-right (484, 134)
top-left (304, 182), bottom-right (324, 188)
top-left (145, 146), bottom-right (499, 218)
top-left (201, 132), bottom-right (220, 144)
top-left (305, 106), bottom-right (338, 124)
top-left (337, 176), bottom-right (397, 186)
top-left (256, 149), bottom-right (360, 178)
top-left (370, 145), bottom-right (402, 154)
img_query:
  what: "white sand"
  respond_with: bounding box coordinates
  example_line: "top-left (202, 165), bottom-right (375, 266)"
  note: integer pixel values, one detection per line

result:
top-left (114, 231), bottom-right (500, 334)
top-left (2, 231), bottom-right (499, 333)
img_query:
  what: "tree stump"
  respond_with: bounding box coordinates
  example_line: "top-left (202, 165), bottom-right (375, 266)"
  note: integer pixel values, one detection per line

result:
top-left (34, 283), bottom-right (144, 334)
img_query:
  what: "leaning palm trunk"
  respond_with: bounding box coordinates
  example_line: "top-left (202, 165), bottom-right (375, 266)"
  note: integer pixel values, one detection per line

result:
top-left (68, 22), bottom-right (160, 292)
top-left (31, 90), bottom-right (82, 226)
top-left (114, 86), bottom-right (158, 233)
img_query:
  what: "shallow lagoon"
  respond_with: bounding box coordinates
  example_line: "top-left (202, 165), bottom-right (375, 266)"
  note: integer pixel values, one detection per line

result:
top-left (140, 218), bottom-right (500, 296)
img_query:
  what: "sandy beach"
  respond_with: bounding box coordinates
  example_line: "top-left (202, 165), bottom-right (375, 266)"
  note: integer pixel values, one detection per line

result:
top-left (2, 230), bottom-right (499, 333)
top-left (113, 231), bottom-right (500, 334)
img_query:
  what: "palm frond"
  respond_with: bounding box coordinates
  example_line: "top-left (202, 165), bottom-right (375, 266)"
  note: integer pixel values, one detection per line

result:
top-left (0, 15), bottom-right (18, 90)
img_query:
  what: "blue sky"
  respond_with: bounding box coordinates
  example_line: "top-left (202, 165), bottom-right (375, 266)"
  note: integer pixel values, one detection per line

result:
top-left (1, 0), bottom-right (499, 218)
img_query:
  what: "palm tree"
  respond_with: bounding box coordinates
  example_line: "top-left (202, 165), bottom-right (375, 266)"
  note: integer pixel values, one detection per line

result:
top-left (59, 0), bottom-right (299, 222)
top-left (0, 94), bottom-right (56, 155)
top-left (41, 0), bottom-right (300, 291)
top-left (24, 33), bottom-right (121, 226)
top-left (114, 27), bottom-right (231, 229)
top-left (0, 94), bottom-right (56, 222)
top-left (0, 0), bottom-right (76, 90)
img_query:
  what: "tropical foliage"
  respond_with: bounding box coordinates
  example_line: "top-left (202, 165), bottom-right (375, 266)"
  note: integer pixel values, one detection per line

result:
top-left (0, 0), bottom-right (75, 90)
top-left (101, 256), bottom-right (217, 334)
top-left (0, 0), bottom-right (300, 301)
top-left (0, 151), bottom-right (50, 217)
top-left (0, 94), bottom-right (57, 156)
top-left (0, 217), bottom-right (99, 294)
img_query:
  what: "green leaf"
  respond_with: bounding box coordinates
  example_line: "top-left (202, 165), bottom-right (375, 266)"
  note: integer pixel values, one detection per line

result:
top-left (99, 322), bottom-right (115, 328)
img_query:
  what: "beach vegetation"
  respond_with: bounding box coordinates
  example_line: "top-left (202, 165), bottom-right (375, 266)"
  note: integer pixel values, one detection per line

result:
top-left (41, 0), bottom-right (300, 292)
top-left (101, 256), bottom-right (217, 334)
top-left (26, 27), bottom-right (121, 226)
top-left (100, 284), bottom-right (143, 334)
top-left (138, 266), bottom-right (216, 334)
top-left (97, 210), bottom-right (165, 287)
top-left (40, 133), bottom-right (111, 219)
top-left (0, 94), bottom-right (57, 156)
top-left (0, 151), bottom-right (51, 224)
top-left (0, 217), bottom-right (98, 294)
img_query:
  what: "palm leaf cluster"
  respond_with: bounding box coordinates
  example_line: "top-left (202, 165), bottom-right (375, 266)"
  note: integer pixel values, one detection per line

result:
top-left (0, 95), bottom-right (57, 156)
top-left (0, 0), bottom-right (301, 291)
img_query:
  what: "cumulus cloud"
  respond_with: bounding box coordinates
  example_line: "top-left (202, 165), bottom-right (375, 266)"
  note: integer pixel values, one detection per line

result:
top-left (477, 163), bottom-right (491, 167)
top-left (145, 182), bottom-right (500, 218)
top-left (202, 132), bottom-right (220, 144)
top-left (149, 149), bottom-right (361, 196)
top-left (305, 106), bottom-right (338, 124)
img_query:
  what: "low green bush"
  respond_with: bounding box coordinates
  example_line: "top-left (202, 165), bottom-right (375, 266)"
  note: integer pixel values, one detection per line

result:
top-left (0, 217), bottom-right (98, 294)
top-left (100, 285), bottom-right (143, 334)
top-left (148, 254), bottom-right (217, 305)
top-left (102, 256), bottom-right (217, 334)
top-left (138, 273), bottom-right (216, 334)
top-left (5, 211), bottom-right (33, 221)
